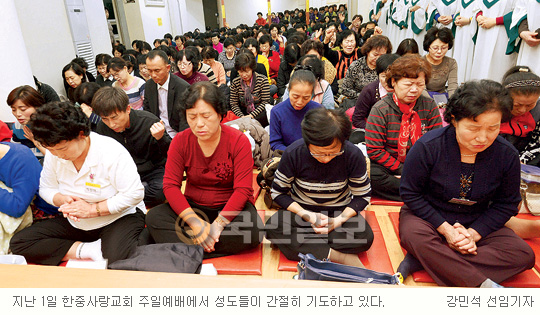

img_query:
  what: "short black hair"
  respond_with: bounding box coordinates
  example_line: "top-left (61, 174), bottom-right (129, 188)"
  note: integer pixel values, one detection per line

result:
top-left (243, 38), bottom-right (260, 55)
top-left (180, 81), bottom-right (227, 119)
top-left (201, 46), bottom-right (219, 60)
top-left (137, 53), bottom-right (148, 65)
top-left (352, 14), bottom-right (363, 22)
top-left (283, 43), bottom-right (301, 65)
top-left (289, 68), bottom-right (317, 91)
top-left (28, 101), bottom-right (90, 147)
top-left (91, 86), bottom-right (130, 116)
top-left (112, 44), bottom-right (126, 56)
top-left (423, 26), bottom-right (454, 51)
top-left (146, 49), bottom-right (169, 65)
top-left (444, 80), bottom-right (513, 124)
top-left (302, 107), bottom-right (352, 146)
top-left (73, 82), bottom-right (101, 106)
top-left (177, 47), bottom-right (201, 70)
top-left (72, 57), bottom-right (89, 70)
top-left (375, 53), bottom-right (400, 75)
top-left (164, 33), bottom-right (173, 40)
top-left (95, 53), bottom-right (112, 68)
top-left (297, 55), bottom-right (324, 81)
top-left (300, 39), bottom-right (324, 57)
top-left (336, 29), bottom-right (358, 48)
top-left (259, 34), bottom-right (272, 46)
top-left (269, 23), bottom-right (280, 33)
top-left (62, 62), bottom-right (87, 84)
top-left (107, 56), bottom-right (129, 72)
top-left (234, 50), bottom-right (257, 71)
top-left (223, 37), bottom-right (235, 48)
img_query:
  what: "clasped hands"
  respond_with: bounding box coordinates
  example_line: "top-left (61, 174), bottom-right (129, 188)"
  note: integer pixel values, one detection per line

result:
top-left (184, 213), bottom-right (225, 253)
top-left (441, 222), bottom-right (480, 255)
top-left (299, 210), bottom-right (344, 235)
top-left (56, 194), bottom-right (94, 222)
top-left (476, 15), bottom-right (496, 29)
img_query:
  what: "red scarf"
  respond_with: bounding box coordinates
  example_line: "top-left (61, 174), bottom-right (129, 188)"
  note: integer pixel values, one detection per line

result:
top-left (499, 112), bottom-right (536, 137)
top-left (394, 93), bottom-right (422, 163)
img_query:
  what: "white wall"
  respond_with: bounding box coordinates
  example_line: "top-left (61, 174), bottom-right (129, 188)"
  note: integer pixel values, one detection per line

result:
top-left (139, 0), bottom-right (173, 41)
top-left (15, 0), bottom-right (77, 100)
top-left (353, 0), bottom-right (371, 22)
top-left (0, 0), bottom-right (35, 123)
top-left (179, 0), bottom-right (206, 33)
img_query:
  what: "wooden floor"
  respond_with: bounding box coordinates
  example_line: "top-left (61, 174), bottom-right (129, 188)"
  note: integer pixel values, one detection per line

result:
top-left (227, 190), bottom-right (437, 286)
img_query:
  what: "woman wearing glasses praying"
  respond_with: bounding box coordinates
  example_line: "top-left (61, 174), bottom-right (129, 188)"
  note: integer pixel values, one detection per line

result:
top-left (175, 48), bottom-right (209, 85)
top-left (265, 107), bottom-right (374, 267)
top-left (423, 27), bottom-right (458, 100)
top-left (365, 54), bottom-right (442, 201)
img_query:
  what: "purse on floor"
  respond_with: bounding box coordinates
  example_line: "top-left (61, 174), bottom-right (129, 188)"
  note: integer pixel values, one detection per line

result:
top-left (519, 164), bottom-right (540, 216)
top-left (297, 253), bottom-right (403, 285)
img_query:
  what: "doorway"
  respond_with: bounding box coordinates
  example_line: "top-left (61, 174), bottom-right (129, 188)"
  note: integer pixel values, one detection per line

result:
top-left (202, 0), bottom-right (220, 31)
top-left (103, 0), bottom-right (130, 45)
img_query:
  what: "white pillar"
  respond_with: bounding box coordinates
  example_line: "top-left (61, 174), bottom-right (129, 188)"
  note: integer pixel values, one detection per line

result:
top-left (0, 0), bottom-right (35, 123)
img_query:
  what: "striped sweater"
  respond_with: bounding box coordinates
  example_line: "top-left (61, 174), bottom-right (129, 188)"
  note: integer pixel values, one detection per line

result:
top-left (271, 139), bottom-right (371, 214)
top-left (230, 72), bottom-right (271, 119)
top-left (323, 43), bottom-right (362, 80)
top-left (365, 94), bottom-right (442, 173)
top-left (113, 77), bottom-right (145, 110)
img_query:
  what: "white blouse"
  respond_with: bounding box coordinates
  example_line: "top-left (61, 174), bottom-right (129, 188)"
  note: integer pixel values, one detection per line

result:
top-left (40, 132), bottom-right (145, 231)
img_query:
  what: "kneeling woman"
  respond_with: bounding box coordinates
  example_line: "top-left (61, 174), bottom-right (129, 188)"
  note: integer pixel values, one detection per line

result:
top-left (10, 102), bottom-right (146, 265)
top-left (146, 82), bottom-right (263, 258)
top-left (398, 80), bottom-right (535, 287)
top-left (266, 107), bottom-right (373, 266)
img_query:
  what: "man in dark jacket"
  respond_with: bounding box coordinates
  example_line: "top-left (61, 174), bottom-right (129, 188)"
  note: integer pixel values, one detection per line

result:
top-left (92, 86), bottom-right (171, 207)
top-left (143, 50), bottom-right (190, 138)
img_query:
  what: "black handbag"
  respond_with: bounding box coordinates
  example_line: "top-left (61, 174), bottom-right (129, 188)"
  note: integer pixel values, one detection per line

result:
top-left (109, 243), bottom-right (204, 274)
top-left (297, 253), bottom-right (403, 285)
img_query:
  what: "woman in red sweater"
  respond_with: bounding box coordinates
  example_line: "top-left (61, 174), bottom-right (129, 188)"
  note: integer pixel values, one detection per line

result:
top-left (146, 82), bottom-right (263, 258)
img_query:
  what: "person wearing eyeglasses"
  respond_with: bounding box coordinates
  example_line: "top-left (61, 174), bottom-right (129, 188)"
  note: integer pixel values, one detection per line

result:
top-left (422, 27), bottom-right (458, 100)
top-left (266, 107), bottom-right (373, 267)
top-left (174, 49), bottom-right (209, 85)
top-left (108, 57), bottom-right (146, 110)
top-left (365, 54), bottom-right (442, 201)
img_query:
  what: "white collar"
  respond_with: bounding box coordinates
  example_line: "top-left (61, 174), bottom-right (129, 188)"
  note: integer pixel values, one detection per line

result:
top-left (157, 74), bottom-right (171, 90)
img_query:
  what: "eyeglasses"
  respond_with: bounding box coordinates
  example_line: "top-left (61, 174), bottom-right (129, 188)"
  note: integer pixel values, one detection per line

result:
top-left (429, 45), bottom-right (449, 52)
top-left (179, 61), bottom-right (192, 68)
top-left (310, 150), bottom-right (345, 158)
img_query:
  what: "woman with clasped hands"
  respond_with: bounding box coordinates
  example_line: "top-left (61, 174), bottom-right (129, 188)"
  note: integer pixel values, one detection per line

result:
top-left (146, 82), bottom-right (263, 258)
top-left (396, 80), bottom-right (535, 287)
top-left (10, 102), bottom-right (146, 265)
